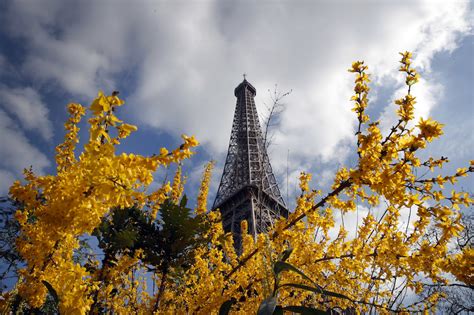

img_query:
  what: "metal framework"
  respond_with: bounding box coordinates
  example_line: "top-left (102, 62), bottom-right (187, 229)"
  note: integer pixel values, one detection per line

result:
top-left (213, 79), bottom-right (289, 250)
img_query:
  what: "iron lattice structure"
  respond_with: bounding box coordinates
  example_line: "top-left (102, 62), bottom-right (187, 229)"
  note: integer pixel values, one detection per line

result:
top-left (213, 79), bottom-right (289, 249)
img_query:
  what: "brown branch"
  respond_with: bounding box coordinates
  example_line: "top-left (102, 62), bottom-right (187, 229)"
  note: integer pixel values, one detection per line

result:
top-left (313, 253), bottom-right (354, 263)
top-left (422, 283), bottom-right (473, 290)
top-left (223, 180), bottom-right (351, 281)
top-left (153, 265), bottom-right (169, 313)
top-left (381, 119), bottom-right (404, 147)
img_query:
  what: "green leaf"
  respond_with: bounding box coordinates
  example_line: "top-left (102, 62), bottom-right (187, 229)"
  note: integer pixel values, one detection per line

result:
top-left (282, 305), bottom-right (329, 314)
top-left (280, 248), bottom-right (293, 262)
top-left (273, 261), bottom-right (315, 285)
top-left (180, 194), bottom-right (188, 208)
top-left (41, 280), bottom-right (59, 305)
top-left (257, 297), bottom-right (277, 315)
top-left (279, 283), bottom-right (352, 301)
top-left (218, 298), bottom-right (235, 315)
top-left (114, 229), bottom-right (138, 249)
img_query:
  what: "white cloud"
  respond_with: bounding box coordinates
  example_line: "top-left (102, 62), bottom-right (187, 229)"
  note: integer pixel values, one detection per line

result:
top-left (0, 109), bottom-right (50, 193)
top-left (125, 0), bottom-right (470, 183)
top-left (379, 78), bottom-right (444, 134)
top-left (22, 39), bottom-right (111, 97)
top-left (0, 169), bottom-right (16, 196)
top-left (0, 86), bottom-right (53, 141)
top-left (1, 0), bottom-right (471, 193)
top-left (3, 1), bottom-right (118, 97)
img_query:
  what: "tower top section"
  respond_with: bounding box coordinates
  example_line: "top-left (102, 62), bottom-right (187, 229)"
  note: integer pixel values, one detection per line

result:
top-left (234, 79), bottom-right (256, 97)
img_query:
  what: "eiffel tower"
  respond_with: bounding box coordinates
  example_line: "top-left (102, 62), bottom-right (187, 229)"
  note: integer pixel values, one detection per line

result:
top-left (213, 77), bottom-right (289, 249)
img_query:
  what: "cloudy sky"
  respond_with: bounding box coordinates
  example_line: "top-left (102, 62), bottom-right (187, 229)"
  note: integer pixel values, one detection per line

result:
top-left (0, 0), bottom-right (472, 209)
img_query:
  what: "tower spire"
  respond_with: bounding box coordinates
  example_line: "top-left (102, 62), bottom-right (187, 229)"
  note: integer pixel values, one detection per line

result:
top-left (213, 78), bottom-right (288, 250)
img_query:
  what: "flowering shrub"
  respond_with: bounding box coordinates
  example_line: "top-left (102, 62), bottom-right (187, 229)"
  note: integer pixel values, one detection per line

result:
top-left (2, 53), bottom-right (472, 314)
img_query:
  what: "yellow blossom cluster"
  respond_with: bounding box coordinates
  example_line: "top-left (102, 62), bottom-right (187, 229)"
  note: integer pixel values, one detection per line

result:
top-left (196, 161), bottom-right (214, 215)
top-left (155, 53), bottom-right (472, 314)
top-left (3, 53), bottom-right (473, 314)
top-left (298, 172), bottom-right (312, 192)
top-left (7, 91), bottom-right (199, 314)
